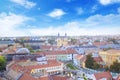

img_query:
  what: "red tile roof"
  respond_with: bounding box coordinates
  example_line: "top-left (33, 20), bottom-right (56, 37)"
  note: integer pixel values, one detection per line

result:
top-left (93, 56), bottom-right (103, 62)
top-left (10, 63), bottom-right (28, 73)
top-left (35, 49), bottom-right (77, 55)
top-left (9, 60), bottom-right (63, 74)
top-left (0, 47), bottom-right (7, 51)
top-left (94, 71), bottom-right (113, 80)
top-left (93, 42), bottom-right (112, 47)
top-left (105, 49), bottom-right (120, 53)
top-left (50, 76), bottom-right (71, 80)
top-left (19, 73), bottom-right (71, 80)
top-left (41, 45), bottom-right (57, 50)
top-left (19, 73), bottom-right (50, 80)
top-left (75, 55), bottom-right (84, 60)
top-left (75, 55), bottom-right (86, 62)
top-left (25, 60), bottom-right (63, 70)
top-left (39, 76), bottom-right (50, 80)
top-left (19, 73), bottom-right (35, 80)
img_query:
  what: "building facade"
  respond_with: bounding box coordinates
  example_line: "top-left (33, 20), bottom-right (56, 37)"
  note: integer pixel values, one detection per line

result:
top-left (99, 49), bottom-right (120, 67)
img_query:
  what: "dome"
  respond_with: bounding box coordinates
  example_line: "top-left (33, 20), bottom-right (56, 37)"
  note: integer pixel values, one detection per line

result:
top-left (16, 48), bottom-right (30, 53)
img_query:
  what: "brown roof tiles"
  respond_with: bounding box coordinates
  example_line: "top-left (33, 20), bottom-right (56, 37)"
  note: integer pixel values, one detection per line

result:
top-left (94, 71), bottom-right (113, 80)
top-left (35, 49), bottom-right (77, 55)
top-left (93, 56), bottom-right (103, 62)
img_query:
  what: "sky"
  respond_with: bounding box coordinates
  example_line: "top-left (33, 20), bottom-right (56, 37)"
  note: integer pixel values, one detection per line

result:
top-left (0, 0), bottom-right (120, 37)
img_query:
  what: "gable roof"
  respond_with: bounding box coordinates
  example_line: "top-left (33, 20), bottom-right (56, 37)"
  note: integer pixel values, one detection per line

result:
top-left (35, 49), bottom-right (77, 55)
top-left (94, 72), bottom-right (113, 80)
top-left (93, 56), bottom-right (103, 62)
top-left (19, 73), bottom-right (71, 80)
top-left (50, 76), bottom-right (71, 80)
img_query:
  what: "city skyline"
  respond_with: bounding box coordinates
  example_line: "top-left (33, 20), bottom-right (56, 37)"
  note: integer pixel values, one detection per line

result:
top-left (0, 0), bottom-right (120, 37)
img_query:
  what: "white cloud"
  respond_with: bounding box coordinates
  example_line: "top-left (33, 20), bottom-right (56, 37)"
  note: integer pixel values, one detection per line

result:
top-left (86, 14), bottom-right (120, 26)
top-left (29, 21), bottom-right (120, 36)
top-left (76, 7), bottom-right (84, 15)
top-left (99, 0), bottom-right (120, 5)
top-left (47, 9), bottom-right (66, 19)
top-left (10, 0), bottom-right (36, 9)
top-left (0, 12), bottom-right (31, 37)
top-left (29, 13), bottom-right (120, 36)
top-left (0, 12), bottom-right (120, 37)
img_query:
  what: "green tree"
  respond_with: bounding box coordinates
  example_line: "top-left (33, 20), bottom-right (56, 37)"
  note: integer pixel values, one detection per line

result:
top-left (71, 38), bottom-right (77, 45)
top-left (93, 62), bottom-right (101, 70)
top-left (0, 56), bottom-right (6, 71)
top-left (110, 60), bottom-right (120, 73)
top-left (48, 39), bottom-right (55, 45)
top-left (85, 54), bottom-right (101, 69)
top-left (105, 66), bottom-right (109, 71)
top-left (26, 44), bottom-right (34, 53)
top-left (103, 47), bottom-right (112, 51)
top-left (85, 54), bottom-right (95, 69)
top-left (20, 39), bottom-right (25, 47)
top-left (94, 40), bottom-right (100, 42)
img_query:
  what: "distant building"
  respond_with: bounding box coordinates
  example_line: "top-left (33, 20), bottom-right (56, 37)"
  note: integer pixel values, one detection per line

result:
top-left (56, 33), bottom-right (68, 47)
top-left (24, 40), bottom-right (46, 46)
top-left (70, 45), bottom-right (98, 54)
top-left (99, 44), bottom-right (120, 50)
top-left (5, 47), bottom-right (30, 61)
top-left (0, 40), bottom-right (15, 47)
top-left (40, 45), bottom-right (57, 51)
top-left (35, 49), bottom-right (77, 62)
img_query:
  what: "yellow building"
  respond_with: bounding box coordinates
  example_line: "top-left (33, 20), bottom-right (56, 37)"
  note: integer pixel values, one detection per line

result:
top-left (99, 49), bottom-right (120, 67)
top-left (57, 37), bottom-right (68, 47)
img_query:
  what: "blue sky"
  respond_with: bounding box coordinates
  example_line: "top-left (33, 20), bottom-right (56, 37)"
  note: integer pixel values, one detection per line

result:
top-left (0, 0), bottom-right (120, 37)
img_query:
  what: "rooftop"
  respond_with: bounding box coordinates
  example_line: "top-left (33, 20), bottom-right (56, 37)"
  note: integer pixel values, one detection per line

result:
top-left (9, 60), bottom-right (63, 73)
top-left (35, 49), bottom-right (77, 55)
top-left (93, 56), bottom-right (103, 62)
top-left (25, 60), bottom-right (62, 70)
top-left (19, 73), bottom-right (71, 80)
top-left (75, 55), bottom-right (84, 60)
top-left (105, 49), bottom-right (120, 53)
top-left (94, 71), bottom-right (113, 80)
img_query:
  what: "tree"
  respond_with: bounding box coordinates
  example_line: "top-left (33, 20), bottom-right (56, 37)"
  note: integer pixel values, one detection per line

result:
top-left (110, 60), bottom-right (120, 73)
top-left (71, 38), bottom-right (77, 45)
top-left (85, 54), bottom-right (95, 69)
top-left (105, 66), bottom-right (109, 71)
top-left (20, 39), bottom-right (25, 47)
top-left (94, 40), bottom-right (100, 42)
top-left (85, 54), bottom-right (101, 69)
top-left (48, 39), bottom-right (55, 45)
top-left (103, 47), bottom-right (112, 51)
top-left (26, 44), bottom-right (34, 53)
top-left (0, 56), bottom-right (6, 71)
top-left (93, 62), bottom-right (101, 70)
